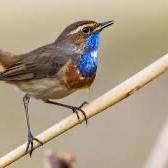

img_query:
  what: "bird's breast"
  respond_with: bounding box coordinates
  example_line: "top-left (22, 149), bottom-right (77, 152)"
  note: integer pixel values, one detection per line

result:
top-left (63, 61), bottom-right (96, 89)
top-left (77, 52), bottom-right (98, 77)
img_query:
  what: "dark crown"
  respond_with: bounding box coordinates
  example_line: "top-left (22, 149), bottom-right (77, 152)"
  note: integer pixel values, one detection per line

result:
top-left (57, 20), bottom-right (99, 41)
top-left (57, 20), bottom-right (114, 39)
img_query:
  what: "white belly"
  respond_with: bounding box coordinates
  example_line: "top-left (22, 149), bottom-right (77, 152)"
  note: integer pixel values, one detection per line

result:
top-left (16, 78), bottom-right (75, 100)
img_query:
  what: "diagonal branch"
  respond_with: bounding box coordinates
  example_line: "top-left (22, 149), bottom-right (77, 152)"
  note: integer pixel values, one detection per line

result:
top-left (0, 53), bottom-right (168, 168)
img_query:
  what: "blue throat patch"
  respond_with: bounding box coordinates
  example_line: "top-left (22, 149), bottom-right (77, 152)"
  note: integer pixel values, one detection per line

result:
top-left (86, 32), bottom-right (100, 52)
top-left (78, 53), bottom-right (98, 77)
top-left (78, 32), bottom-right (100, 77)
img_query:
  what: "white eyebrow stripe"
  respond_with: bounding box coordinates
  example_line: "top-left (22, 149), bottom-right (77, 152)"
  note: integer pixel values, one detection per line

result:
top-left (68, 24), bottom-right (93, 35)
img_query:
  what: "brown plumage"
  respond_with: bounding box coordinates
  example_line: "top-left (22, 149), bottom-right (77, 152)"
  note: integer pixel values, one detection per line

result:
top-left (64, 61), bottom-right (96, 89)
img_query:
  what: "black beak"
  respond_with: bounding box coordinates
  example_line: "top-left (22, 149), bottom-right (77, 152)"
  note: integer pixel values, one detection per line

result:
top-left (95, 20), bottom-right (114, 32)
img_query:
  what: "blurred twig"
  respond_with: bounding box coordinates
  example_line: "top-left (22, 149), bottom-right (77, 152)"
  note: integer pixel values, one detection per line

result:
top-left (43, 150), bottom-right (75, 168)
top-left (0, 53), bottom-right (168, 168)
top-left (144, 118), bottom-right (168, 168)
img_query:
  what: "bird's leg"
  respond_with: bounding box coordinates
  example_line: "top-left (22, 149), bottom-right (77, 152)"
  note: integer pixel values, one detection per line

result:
top-left (45, 100), bottom-right (88, 124)
top-left (23, 94), bottom-right (43, 157)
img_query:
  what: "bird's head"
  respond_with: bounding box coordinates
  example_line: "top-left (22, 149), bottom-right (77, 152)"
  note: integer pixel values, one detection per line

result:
top-left (56, 20), bottom-right (114, 54)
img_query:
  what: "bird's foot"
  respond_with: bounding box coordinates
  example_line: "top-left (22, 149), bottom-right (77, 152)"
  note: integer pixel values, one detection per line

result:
top-left (71, 101), bottom-right (88, 124)
top-left (25, 131), bottom-right (43, 157)
top-left (45, 100), bottom-right (89, 124)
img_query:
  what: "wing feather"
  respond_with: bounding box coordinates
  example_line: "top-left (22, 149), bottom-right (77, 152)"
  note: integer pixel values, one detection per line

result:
top-left (0, 43), bottom-right (77, 81)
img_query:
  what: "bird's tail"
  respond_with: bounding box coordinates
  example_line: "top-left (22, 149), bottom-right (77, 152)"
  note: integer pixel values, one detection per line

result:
top-left (0, 49), bottom-right (15, 71)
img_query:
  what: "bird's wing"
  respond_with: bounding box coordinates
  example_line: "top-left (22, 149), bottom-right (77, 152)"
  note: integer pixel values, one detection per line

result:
top-left (0, 44), bottom-right (78, 81)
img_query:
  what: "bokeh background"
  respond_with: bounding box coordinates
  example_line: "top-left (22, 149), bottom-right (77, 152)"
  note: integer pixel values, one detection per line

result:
top-left (0, 0), bottom-right (168, 167)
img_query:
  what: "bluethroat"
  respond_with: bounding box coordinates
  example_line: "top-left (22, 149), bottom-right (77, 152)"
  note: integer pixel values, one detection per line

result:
top-left (0, 20), bottom-right (114, 156)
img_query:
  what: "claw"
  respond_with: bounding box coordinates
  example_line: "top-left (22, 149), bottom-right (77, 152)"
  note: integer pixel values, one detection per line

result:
top-left (79, 101), bottom-right (88, 108)
top-left (25, 132), bottom-right (43, 157)
top-left (72, 102), bottom-right (88, 125)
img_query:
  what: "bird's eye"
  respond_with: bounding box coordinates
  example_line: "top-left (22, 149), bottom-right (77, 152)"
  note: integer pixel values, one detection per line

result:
top-left (82, 27), bottom-right (90, 34)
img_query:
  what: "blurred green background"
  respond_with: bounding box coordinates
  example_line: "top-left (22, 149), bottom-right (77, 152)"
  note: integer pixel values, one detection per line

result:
top-left (0, 0), bottom-right (168, 167)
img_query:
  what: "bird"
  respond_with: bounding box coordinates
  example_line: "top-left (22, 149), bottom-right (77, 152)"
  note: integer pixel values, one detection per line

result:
top-left (0, 20), bottom-right (114, 156)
